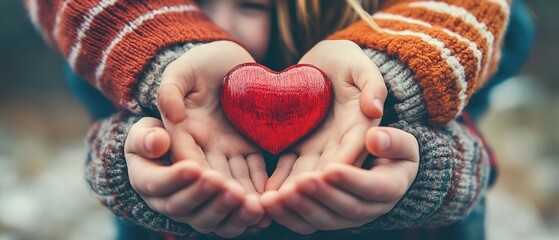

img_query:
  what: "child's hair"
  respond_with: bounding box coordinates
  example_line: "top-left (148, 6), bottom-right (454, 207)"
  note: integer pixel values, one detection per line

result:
top-left (274, 0), bottom-right (379, 64)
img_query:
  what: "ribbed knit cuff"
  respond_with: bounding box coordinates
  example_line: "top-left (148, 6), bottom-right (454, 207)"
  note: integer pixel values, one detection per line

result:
top-left (363, 48), bottom-right (428, 123)
top-left (362, 120), bottom-right (489, 230)
top-left (134, 43), bottom-right (205, 116)
top-left (85, 112), bottom-right (200, 237)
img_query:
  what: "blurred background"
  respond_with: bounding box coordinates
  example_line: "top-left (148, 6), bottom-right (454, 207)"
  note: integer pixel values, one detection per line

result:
top-left (0, 1), bottom-right (557, 239)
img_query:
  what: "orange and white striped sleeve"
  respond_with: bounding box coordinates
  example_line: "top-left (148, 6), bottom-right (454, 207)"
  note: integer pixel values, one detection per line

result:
top-left (331, 0), bottom-right (511, 126)
top-left (24, 0), bottom-right (233, 113)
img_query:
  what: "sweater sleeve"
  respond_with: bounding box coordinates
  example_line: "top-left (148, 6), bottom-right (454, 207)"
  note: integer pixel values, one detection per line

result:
top-left (361, 120), bottom-right (490, 230)
top-left (85, 111), bottom-right (203, 237)
top-left (330, 0), bottom-right (511, 125)
top-left (24, 0), bottom-right (232, 113)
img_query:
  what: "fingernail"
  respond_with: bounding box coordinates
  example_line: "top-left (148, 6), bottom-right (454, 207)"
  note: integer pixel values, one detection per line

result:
top-left (374, 98), bottom-right (384, 114)
top-left (144, 131), bottom-right (155, 153)
top-left (376, 130), bottom-right (390, 151)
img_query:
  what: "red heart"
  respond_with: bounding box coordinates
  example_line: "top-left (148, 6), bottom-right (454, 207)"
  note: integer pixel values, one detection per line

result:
top-left (221, 63), bottom-right (332, 154)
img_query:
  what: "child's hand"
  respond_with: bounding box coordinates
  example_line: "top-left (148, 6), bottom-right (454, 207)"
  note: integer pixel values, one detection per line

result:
top-left (157, 40), bottom-right (269, 194)
top-left (265, 40), bottom-right (386, 190)
top-left (124, 117), bottom-right (264, 238)
top-left (261, 127), bottom-right (420, 234)
top-left (260, 39), bottom-right (387, 234)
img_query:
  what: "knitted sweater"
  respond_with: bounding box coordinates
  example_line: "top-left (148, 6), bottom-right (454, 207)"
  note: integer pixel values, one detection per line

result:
top-left (25, 0), bottom-right (510, 125)
top-left (331, 0), bottom-right (511, 125)
top-left (25, 0), bottom-right (507, 238)
top-left (25, 0), bottom-right (233, 112)
top-left (86, 111), bottom-right (490, 239)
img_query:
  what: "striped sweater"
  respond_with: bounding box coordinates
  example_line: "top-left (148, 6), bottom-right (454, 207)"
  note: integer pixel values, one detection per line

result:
top-left (25, 0), bottom-right (233, 112)
top-left (25, 0), bottom-right (507, 239)
top-left (25, 0), bottom-right (510, 125)
top-left (331, 0), bottom-right (511, 125)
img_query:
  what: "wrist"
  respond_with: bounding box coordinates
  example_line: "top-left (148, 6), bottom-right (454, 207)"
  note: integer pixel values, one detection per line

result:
top-left (134, 43), bottom-right (206, 116)
top-left (362, 48), bottom-right (428, 124)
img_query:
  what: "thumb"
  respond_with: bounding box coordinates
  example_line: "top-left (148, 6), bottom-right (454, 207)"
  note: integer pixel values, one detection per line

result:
top-left (125, 117), bottom-right (170, 160)
top-left (157, 58), bottom-right (193, 124)
top-left (351, 53), bottom-right (386, 120)
top-left (365, 126), bottom-right (419, 163)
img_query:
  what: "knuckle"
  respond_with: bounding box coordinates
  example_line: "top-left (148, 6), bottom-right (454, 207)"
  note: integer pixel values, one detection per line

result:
top-left (349, 204), bottom-right (367, 220)
top-left (193, 219), bottom-right (217, 231)
top-left (364, 185), bottom-right (382, 200)
top-left (164, 202), bottom-right (186, 217)
top-left (129, 175), bottom-right (146, 194)
top-left (388, 179), bottom-right (408, 202)
top-left (144, 181), bottom-right (160, 196)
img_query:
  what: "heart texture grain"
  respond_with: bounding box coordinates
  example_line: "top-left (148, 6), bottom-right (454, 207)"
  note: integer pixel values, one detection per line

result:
top-left (221, 63), bottom-right (332, 154)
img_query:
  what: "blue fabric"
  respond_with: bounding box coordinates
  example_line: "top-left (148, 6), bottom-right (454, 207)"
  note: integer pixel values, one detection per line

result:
top-left (113, 216), bottom-right (150, 240)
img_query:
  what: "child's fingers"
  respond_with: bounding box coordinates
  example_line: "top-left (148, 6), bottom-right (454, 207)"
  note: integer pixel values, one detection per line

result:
top-left (128, 160), bottom-right (202, 197)
top-left (323, 163), bottom-right (409, 202)
top-left (246, 154), bottom-right (268, 194)
top-left (282, 191), bottom-right (341, 230)
top-left (366, 127), bottom-right (419, 163)
top-left (351, 53), bottom-right (386, 119)
top-left (238, 194), bottom-right (265, 225)
top-left (158, 41), bottom-right (254, 124)
top-left (280, 154), bottom-right (321, 187)
top-left (279, 176), bottom-right (345, 230)
top-left (323, 125), bottom-right (368, 168)
top-left (300, 175), bottom-right (389, 220)
top-left (187, 181), bottom-right (245, 231)
top-left (229, 155), bottom-right (257, 193)
top-left (157, 57), bottom-right (197, 124)
top-left (157, 81), bottom-right (188, 124)
top-left (168, 129), bottom-right (208, 166)
top-left (125, 117), bottom-right (170, 159)
top-left (308, 40), bottom-right (386, 119)
top-left (265, 153), bottom-right (297, 191)
top-left (256, 214), bottom-right (272, 228)
top-left (206, 152), bottom-right (233, 178)
top-left (260, 191), bottom-right (317, 234)
top-left (215, 194), bottom-right (265, 237)
top-left (161, 170), bottom-right (226, 216)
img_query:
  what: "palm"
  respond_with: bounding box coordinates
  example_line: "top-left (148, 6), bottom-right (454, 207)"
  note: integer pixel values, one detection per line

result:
top-left (181, 93), bottom-right (259, 158)
top-left (157, 41), bottom-right (268, 193)
top-left (266, 40), bottom-right (386, 190)
top-left (283, 84), bottom-right (377, 183)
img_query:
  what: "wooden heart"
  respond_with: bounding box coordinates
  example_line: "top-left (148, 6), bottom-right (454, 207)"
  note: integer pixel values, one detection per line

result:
top-left (221, 63), bottom-right (332, 154)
